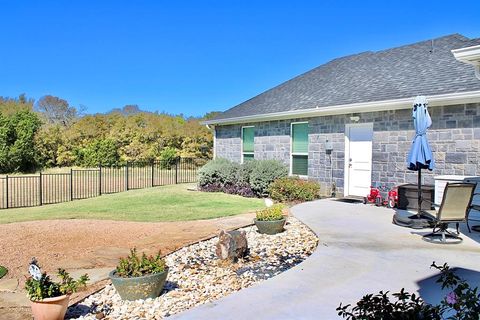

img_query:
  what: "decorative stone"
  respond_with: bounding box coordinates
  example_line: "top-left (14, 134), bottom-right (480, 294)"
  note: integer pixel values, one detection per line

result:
top-left (66, 217), bottom-right (318, 320)
top-left (215, 230), bottom-right (248, 262)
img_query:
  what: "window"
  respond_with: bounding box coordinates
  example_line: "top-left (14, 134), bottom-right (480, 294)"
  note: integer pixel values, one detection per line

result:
top-left (242, 126), bottom-right (254, 162)
top-left (291, 122), bottom-right (308, 176)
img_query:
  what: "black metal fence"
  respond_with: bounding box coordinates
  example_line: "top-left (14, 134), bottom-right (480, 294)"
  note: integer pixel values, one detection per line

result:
top-left (0, 158), bottom-right (203, 210)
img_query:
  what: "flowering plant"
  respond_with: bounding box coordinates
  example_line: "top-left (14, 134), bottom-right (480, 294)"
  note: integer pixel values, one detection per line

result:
top-left (432, 262), bottom-right (480, 319)
top-left (337, 262), bottom-right (480, 320)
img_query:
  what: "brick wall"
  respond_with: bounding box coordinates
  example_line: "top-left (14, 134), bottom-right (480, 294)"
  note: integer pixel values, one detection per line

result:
top-left (215, 103), bottom-right (480, 196)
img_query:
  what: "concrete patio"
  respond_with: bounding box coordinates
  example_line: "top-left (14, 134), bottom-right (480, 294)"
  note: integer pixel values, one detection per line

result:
top-left (173, 199), bottom-right (480, 320)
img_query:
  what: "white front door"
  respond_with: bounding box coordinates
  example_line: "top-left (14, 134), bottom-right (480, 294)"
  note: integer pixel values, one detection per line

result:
top-left (345, 124), bottom-right (373, 197)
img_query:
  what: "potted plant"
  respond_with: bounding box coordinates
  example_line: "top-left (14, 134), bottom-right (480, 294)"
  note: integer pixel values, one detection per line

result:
top-left (254, 204), bottom-right (287, 235)
top-left (109, 248), bottom-right (168, 301)
top-left (25, 259), bottom-right (88, 320)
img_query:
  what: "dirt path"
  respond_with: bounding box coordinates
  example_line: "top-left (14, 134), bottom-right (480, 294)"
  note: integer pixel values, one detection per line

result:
top-left (0, 213), bottom-right (255, 280)
top-left (0, 214), bottom-right (255, 320)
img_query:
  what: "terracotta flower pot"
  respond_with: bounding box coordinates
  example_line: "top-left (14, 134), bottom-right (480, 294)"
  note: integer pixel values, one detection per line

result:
top-left (30, 294), bottom-right (69, 320)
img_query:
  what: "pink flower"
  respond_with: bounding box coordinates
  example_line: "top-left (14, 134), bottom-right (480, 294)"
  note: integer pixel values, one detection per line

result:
top-left (446, 291), bottom-right (457, 304)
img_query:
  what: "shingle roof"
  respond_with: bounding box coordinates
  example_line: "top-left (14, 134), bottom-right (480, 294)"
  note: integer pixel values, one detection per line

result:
top-left (211, 34), bottom-right (480, 122)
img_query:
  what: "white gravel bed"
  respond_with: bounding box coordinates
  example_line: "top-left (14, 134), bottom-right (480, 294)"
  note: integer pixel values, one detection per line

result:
top-left (67, 217), bottom-right (318, 319)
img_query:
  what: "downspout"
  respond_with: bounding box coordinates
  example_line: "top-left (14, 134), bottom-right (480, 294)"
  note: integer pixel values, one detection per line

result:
top-left (205, 124), bottom-right (216, 159)
top-left (475, 65), bottom-right (480, 80)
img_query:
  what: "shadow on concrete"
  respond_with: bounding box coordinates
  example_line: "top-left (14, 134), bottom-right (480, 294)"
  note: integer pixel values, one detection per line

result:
top-left (392, 207), bottom-right (480, 245)
top-left (417, 266), bottom-right (480, 306)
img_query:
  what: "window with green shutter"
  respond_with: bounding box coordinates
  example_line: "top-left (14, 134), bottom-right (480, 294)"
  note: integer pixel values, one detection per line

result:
top-left (242, 126), bottom-right (254, 162)
top-left (291, 123), bottom-right (308, 176)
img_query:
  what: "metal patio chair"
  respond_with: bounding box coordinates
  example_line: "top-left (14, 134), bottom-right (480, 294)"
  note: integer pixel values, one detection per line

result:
top-left (422, 182), bottom-right (476, 244)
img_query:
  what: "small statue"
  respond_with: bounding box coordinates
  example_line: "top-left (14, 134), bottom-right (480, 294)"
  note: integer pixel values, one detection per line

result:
top-left (28, 258), bottom-right (42, 281)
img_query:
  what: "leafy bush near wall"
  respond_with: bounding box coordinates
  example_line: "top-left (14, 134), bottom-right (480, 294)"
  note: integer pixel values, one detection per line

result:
top-left (269, 177), bottom-right (321, 202)
top-left (198, 158), bottom-right (288, 197)
top-left (238, 160), bottom-right (257, 184)
top-left (249, 160), bottom-right (289, 196)
top-left (198, 158), bottom-right (241, 187)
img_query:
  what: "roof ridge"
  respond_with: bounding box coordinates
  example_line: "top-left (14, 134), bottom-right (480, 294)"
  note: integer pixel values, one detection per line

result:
top-left (372, 33), bottom-right (469, 54)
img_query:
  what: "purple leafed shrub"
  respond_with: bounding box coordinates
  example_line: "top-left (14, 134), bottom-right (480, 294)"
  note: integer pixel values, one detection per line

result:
top-left (199, 182), bottom-right (223, 193)
top-left (200, 182), bottom-right (255, 198)
top-left (223, 183), bottom-right (256, 198)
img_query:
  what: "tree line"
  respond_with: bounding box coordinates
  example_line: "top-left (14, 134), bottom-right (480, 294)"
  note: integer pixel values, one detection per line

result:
top-left (0, 94), bottom-right (216, 173)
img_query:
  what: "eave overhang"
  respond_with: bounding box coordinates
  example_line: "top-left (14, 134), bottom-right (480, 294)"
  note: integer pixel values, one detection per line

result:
top-left (203, 90), bottom-right (480, 126)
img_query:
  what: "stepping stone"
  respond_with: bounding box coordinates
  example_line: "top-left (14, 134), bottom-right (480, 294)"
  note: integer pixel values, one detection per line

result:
top-left (0, 278), bottom-right (18, 292)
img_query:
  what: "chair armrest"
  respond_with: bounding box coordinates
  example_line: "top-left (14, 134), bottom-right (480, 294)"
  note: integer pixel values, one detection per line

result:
top-left (422, 198), bottom-right (439, 208)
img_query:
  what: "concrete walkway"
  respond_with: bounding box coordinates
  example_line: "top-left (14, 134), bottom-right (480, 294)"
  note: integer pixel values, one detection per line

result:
top-left (173, 199), bottom-right (480, 320)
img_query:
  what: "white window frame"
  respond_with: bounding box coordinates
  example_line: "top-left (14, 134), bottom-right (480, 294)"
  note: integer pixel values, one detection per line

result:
top-left (241, 125), bottom-right (255, 164)
top-left (290, 121), bottom-right (309, 178)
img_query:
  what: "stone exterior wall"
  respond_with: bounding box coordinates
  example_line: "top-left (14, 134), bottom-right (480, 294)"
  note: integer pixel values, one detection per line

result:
top-left (215, 103), bottom-right (480, 196)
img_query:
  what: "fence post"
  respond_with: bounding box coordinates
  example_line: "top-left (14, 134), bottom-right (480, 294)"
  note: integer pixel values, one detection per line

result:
top-left (39, 172), bottom-right (43, 206)
top-left (151, 160), bottom-right (154, 187)
top-left (126, 162), bottom-right (129, 191)
top-left (98, 165), bottom-right (102, 196)
top-left (5, 175), bottom-right (8, 209)
top-left (70, 168), bottom-right (73, 201)
top-left (175, 158), bottom-right (178, 184)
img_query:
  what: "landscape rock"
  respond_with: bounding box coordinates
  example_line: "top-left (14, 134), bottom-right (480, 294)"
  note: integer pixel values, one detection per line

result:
top-left (215, 230), bottom-right (248, 261)
top-left (66, 217), bottom-right (318, 319)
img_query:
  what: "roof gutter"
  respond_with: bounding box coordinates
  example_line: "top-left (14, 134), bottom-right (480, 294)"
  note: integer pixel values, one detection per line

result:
top-left (452, 45), bottom-right (480, 80)
top-left (203, 90), bottom-right (480, 125)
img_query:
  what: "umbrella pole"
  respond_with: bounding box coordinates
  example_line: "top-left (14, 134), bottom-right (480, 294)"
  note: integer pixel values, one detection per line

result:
top-left (417, 168), bottom-right (422, 217)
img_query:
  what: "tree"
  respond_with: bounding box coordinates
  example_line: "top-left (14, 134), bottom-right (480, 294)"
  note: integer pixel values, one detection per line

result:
top-left (75, 139), bottom-right (119, 167)
top-left (35, 95), bottom-right (77, 126)
top-left (0, 94), bottom-right (34, 115)
top-left (0, 110), bottom-right (42, 173)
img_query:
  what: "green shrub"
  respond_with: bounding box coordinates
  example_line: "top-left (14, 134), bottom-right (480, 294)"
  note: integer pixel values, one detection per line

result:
top-left (25, 260), bottom-right (88, 301)
top-left (198, 158), bottom-right (240, 187)
top-left (75, 138), bottom-right (119, 167)
top-left (269, 177), bottom-right (320, 202)
top-left (159, 147), bottom-right (178, 169)
top-left (256, 204), bottom-right (285, 221)
top-left (249, 160), bottom-right (288, 196)
top-left (115, 248), bottom-right (166, 278)
top-left (338, 262), bottom-right (480, 320)
top-left (238, 159), bottom-right (257, 184)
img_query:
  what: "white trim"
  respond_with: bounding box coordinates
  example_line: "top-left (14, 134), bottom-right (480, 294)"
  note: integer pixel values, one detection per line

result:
top-left (344, 123), bottom-right (373, 197)
top-left (452, 45), bottom-right (480, 80)
top-left (290, 121), bottom-right (309, 178)
top-left (452, 45), bottom-right (480, 65)
top-left (213, 126), bottom-right (217, 159)
top-left (241, 126), bottom-right (255, 164)
top-left (203, 90), bottom-right (480, 125)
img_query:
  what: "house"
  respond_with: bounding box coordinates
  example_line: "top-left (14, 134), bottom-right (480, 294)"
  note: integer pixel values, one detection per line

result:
top-left (204, 34), bottom-right (480, 197)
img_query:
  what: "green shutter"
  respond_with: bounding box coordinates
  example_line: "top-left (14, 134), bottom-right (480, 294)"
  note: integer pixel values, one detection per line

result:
top-left (292, 123), bottom-right (308, 153)
top-left (243, 153), bottom-right (254, 161)
top-left (292, 155), bottom-right (308, 176)
top-left (242, 127), bottom-right (254, 153)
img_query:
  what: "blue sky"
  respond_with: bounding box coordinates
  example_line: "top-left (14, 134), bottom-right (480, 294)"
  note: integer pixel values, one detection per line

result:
top-left (1, 1), bottom-right (479, 117)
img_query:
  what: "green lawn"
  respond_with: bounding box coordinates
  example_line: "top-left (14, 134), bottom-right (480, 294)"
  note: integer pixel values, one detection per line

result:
top-left (0, 184), bottom-right (265, 224)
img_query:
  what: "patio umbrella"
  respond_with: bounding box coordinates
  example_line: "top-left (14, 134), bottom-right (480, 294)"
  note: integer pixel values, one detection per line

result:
top-left (407, 96), bottom-right (435, 217)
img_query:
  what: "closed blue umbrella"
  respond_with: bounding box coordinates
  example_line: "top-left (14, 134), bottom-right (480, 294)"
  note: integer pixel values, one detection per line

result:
top-left (407, 96), bottom-right (435, 217)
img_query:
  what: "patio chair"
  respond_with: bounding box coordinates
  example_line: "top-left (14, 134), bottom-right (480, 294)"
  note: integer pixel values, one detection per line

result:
top-left (422, 182), bottom-right (476, 244)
